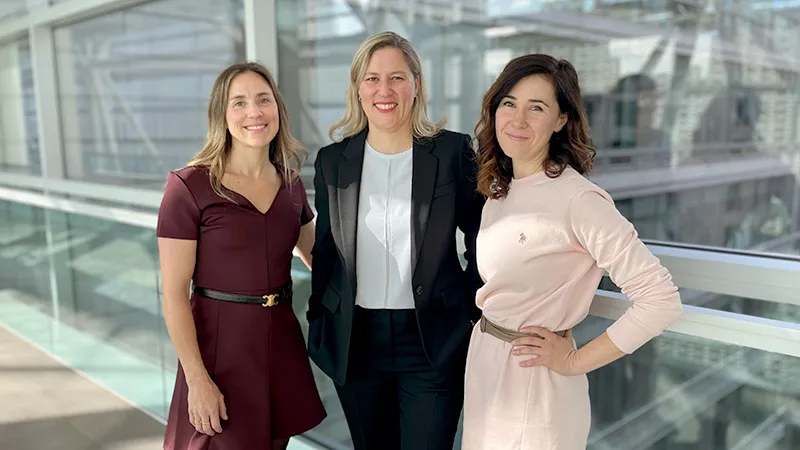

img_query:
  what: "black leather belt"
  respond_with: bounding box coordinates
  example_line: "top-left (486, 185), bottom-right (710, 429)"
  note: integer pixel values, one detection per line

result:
top-left (192, 282), bottom-right (292, 307)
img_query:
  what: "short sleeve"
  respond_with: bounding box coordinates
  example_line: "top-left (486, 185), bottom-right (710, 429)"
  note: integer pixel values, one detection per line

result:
top-left (297, 177), bottom-right (314, 226)
top-left (157, 172), bottom-right (201, 239)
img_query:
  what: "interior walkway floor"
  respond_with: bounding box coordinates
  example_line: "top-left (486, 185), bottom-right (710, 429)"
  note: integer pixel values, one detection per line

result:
top-left (0, 325), bottom-right (166, 450)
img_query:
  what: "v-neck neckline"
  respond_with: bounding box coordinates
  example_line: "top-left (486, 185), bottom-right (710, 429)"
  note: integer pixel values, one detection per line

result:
top-left (221, 177), bottom-right (284, 216)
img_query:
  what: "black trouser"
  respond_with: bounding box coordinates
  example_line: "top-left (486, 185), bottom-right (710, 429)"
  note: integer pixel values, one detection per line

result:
top-left (335, 307), bottom-right (463, 450)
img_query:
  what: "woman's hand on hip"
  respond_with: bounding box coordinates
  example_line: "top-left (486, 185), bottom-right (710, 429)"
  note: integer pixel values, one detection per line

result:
top-left (187, 376), bottom-right (228, 436)
top-left (511, 327), bottom-right (580, 376)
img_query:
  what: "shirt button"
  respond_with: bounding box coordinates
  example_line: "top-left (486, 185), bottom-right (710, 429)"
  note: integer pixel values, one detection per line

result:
top-left (415, 285), bottom-right (424, 295)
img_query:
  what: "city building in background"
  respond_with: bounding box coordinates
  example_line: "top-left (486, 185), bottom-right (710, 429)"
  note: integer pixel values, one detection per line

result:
top-left (1, 1), bottom-right (799, 449)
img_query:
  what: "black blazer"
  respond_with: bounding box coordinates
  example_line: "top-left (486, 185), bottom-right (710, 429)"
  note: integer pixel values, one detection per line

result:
top-left (307, 128), bottom-right (485, 385)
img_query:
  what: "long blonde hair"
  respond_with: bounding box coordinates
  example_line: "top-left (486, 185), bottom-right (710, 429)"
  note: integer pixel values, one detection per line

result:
top-left (187, 62), bottom-right (305, 202)
top-left (329, 31), bottom-right (444, 141)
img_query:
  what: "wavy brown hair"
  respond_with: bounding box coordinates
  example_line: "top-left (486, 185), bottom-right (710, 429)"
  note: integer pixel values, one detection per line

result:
top-left (475, 54), bottom-right (595, 199)
top-left (187, 62), bottom-right (305, 202)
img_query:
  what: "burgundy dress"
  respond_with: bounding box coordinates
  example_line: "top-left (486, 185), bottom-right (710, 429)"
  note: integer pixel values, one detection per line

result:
top-left (157, 166), bottom-right (326, 450)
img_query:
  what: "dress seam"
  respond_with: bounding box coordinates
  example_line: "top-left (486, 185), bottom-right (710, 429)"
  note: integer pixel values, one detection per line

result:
top-left (173, 171), bottom-right (202, 219)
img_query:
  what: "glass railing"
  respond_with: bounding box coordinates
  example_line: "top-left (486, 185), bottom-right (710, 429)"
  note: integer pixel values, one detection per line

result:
top-left (580, 316), bottom-right (800, 450)
top-left (0, 199), bottom-right (171, 418)
top-left (2, 193), bottom-right (799, 449)
top-left (0, 197), bottom-right (335, 448)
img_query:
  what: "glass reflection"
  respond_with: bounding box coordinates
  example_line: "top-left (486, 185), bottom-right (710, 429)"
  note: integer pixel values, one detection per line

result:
top-left (0, 38), bottom-right (39, 174)
top-left (581, 317), bottom-right (800, 450)
top-left (53, 0), bottom-right (245, 188)
top-left (0, 199), bottom-right (171, 418)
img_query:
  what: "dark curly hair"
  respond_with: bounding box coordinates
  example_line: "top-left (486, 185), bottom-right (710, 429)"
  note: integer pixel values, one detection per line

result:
top-left (474, 54), bottom-right (595, 199)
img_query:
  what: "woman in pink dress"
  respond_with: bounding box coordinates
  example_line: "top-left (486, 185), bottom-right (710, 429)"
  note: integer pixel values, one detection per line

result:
top-left (462, 54), bottom-right (683, 449)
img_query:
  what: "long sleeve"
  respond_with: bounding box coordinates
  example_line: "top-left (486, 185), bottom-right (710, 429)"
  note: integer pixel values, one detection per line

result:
top-left (568, 189), bottom-right (682, 354)
top-left (456, 134), bottom-right (485, 322)
top-left (308, 152), bottom-right (335, 321)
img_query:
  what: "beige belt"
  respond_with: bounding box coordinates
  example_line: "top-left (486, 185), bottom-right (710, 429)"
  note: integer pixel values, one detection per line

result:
top-left (479, 315), bottom-right (567, 343)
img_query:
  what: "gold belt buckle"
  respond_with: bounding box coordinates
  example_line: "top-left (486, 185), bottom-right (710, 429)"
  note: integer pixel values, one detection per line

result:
top-left (261, 293), bottom-right (279, 307)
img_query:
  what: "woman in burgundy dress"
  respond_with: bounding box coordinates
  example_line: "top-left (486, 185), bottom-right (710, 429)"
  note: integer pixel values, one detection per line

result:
top-left (157, 62), bottom-right (326, 450)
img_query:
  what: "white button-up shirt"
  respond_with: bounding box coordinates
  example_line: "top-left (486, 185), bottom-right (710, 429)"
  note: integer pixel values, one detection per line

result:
top-left (355, 141), bottom-right (415, 309)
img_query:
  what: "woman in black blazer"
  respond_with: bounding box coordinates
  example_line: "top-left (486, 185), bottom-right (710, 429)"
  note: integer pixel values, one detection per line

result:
top-left (307, 31), bottom-right (484, 450)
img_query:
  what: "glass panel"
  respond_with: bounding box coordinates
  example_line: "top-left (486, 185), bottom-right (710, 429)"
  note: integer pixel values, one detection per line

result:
top-left (277, 0), bottom-right (800, 257)
top-left (580, 317), bottom-right (800, 450)
top-left (0, 0), bottom-right (48, 20)
top-left (0, 38), bottom-right (39, 174)
top-left (0, 199), bottom-right (172, 419)
top-left (601, 278), bottom-right (800, 325)
top-left (53, 0), bottom-right (245, 189)
top-left (0, 200), bottom-right (52, 316)
top-left (0, 1), bottom-right (29, 21)
top-left (0, 197), bottom-right (320, 430)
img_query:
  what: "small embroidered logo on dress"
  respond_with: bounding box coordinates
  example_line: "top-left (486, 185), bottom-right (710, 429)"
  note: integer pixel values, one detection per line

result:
top-left (518, 232), bottom-right (527, 244)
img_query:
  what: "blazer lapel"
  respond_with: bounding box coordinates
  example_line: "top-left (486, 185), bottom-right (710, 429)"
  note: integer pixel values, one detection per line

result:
top-left (337, 130), bottom-right (367, 293)
top-left (411, 137), bottom-right (437, 272)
